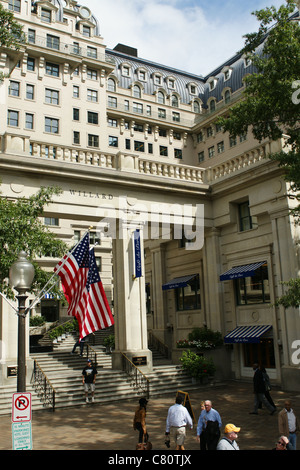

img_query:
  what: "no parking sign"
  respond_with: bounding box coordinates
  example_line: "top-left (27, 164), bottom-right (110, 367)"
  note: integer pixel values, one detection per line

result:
top-left (12, 393), bottom-right (32, 422)
top-left (12, 393), bottom-right (32, 450)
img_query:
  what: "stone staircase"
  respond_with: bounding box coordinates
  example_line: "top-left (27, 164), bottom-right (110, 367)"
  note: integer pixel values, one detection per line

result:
top-left (0, 333), bottom-right (204, 416)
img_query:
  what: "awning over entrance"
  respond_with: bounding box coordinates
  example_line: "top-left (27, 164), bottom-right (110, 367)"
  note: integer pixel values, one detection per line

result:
top-left (219, 261), bottom-right (267, 281)
top-left (162, 274), bottom-right (197, 290)
top-left (224, 325), bottom-right (272, 344)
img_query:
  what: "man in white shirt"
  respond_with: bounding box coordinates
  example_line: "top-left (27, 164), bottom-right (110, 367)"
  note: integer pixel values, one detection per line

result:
top-left (217, 423), bottom-right (240, 450)
top-left (278, 400), bottom-right (299, 450)
top-left (165, 396), bottom-right (193, 450)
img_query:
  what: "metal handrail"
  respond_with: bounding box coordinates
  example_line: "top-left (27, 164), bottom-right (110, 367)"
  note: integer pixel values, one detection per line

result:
top-left (31, 360), bottom-right (56, 412)
top-left (121, 353), bottom-right (150, 399)
top-left (86, 344), bottom-right (98, 367)
top-left (148, 331), bottom-right (170, 359)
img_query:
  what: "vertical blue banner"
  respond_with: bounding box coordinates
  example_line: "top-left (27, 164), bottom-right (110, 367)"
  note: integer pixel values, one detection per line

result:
top-left (134, 229), bottom-right (142, 278)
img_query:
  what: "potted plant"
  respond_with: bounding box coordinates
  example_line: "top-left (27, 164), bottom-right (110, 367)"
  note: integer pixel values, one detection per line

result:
top-left (103, 334), bottom-right (115, 353)
top-left (179, 350), bottom-right (216, 383)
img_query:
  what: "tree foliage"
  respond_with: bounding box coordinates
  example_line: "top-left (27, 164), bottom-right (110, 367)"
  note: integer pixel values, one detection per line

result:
top-left (0, 3), bottom-right (25, 48)
top-left (218, 1), bottom-right (300, 219)
top-left (0, 186), bottom-right (67, 299)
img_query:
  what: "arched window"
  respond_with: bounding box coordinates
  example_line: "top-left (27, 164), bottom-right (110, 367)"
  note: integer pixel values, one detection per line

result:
top-left (193, 101), bottom-right (201, 113)
top-left (171, 94), bottom-right (179, 107)
top-left (107, 78), bottom-right (116, 92)
top-left (133, 85), bottom-right (141, 98)
top-left (225, 90), bottom-right (231, 104)
top-left (157, 91), bottom-right (165, 104)
top-left (209, 99), bottom-right (216, 112)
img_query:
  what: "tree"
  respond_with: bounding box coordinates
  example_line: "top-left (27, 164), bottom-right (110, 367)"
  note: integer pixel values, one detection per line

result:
top-left (218, 1), bottom-right (300, 221)
top-left (0, 3), bottom-right (26, 81)
top-left (0, 186), bottom-right (67, 299)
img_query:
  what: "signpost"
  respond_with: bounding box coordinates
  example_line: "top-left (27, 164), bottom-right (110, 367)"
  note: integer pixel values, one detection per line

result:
top-left (12, 393), bottom-right (32, 450)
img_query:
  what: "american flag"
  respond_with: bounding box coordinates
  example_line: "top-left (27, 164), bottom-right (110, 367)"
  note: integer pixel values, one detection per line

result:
top-left (54, 233), bottom-right (114, 339)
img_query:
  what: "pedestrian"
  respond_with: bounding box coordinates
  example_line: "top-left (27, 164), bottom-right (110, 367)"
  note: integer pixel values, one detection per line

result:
top-left (165, 395), bottom-right (193, 450)
top-left (196, 400), bottom-right (222, 450)
top-left (249, 363), bottom-right (276, 415)
top-left (261, 365), bottom-right (276, 409)
top-left (272, 436), bottom-right (290, 450)
top-left (82, 358), bottom-right (97, 403)
top-left (133, 398), bottom-right (148, 444)
top-left (71, 335), bottom-right (86, 356)
top-left (217, 423), bottom-right (240, 450)
top-left (278, 400), bottom-right (299, 450)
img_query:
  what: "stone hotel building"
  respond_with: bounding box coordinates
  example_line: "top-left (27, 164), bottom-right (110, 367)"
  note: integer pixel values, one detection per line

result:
top-left (0, 0), bottom-right (299, 391)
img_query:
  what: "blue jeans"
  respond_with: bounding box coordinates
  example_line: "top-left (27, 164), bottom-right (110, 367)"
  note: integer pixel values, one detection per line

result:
top-left (288, 433), bottom-right (297, 450)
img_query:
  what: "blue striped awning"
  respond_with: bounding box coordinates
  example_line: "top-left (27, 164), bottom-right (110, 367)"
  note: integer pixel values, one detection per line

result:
top-left (162, 274), bottom-right (197, 290)
top-left (220, 261), bottom-right (267, 281)
top-left (224, 325), bottom-right (272, 344)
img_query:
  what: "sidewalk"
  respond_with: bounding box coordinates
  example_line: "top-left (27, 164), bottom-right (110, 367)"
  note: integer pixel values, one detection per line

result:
top-left (0, 380), bottom-right (299, 451)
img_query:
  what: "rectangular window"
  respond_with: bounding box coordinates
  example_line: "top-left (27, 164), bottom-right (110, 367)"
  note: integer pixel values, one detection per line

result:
top-left (46, 62), bottom-right (59, 77)
top-left (125, 139), bottom-right (131, 150)
top-left (108, 96), bottom-right (117, 108)
top-left (243, 339), bottom-right (275, 369)
top-left (47, 34), bottom-right (60, 50)
top-left (87, 111), bottom-right (98, 124)
top-left (45, 88), bottom-right (59, 105)
top-left (217, 141), bottom-right (224, 153)
top-left (172, 112), bottom-right (180, 122)
top-left (7, 110), bottom-right (19, 127)
top-left (148, 143), bottom-right (153, 154)
top-left (27, 58), bottom-right (35, 71)
top-left (8, 0), bottom-right (21, 12)
top-left (73, 108), bottom-right (80, 121)
top-left (174, 149), bottom-right (182, 159)
top-left (176, 274), bottom-right (201, 311)
top-left (87, 89), bottom-right (98, 102)
top-left (198, 151), bottom-right (205, 163)
top-left (87, 69), bottom-right (97, 80)
top-left (133, 102), bottom-right (143, 114)
top-left (9, 81), bottom-right (20, 96)
top-left (88, 134), bottom-right (99, 147)
top-left (160, 146), bottom-right (168, 156)
top-left (235, 264), bottom-right (270, 305)
top-left (45, 117), bottom-right (59, 134)
top-left (44, 217), bottom-right (59, 226)
top-left (82, 26), bottom-right (91, 37)
top-left (158, 108), bottom-right (166, 119)
top-left (73, 131), bottom-right (80, 144)
top-left (208, 146), bottom-right (215, 158)
top-left (134, 141), bottom-right (145, 152)
top-left (239, 201), bottom-right (252, 231)
top-left (28, 29), bottom-right (36, 44)
top-left (109, 136), bottom-right (118, 147)
top-left (73, 86), bottom-right (80, 98)
top-left (41, 8), bottom-right (51, 23)
top-left (25, 113), bottom-right (34, 129)
top-left (26, 84), bottom-right (34, 100)
top-left (108, 118), bottom-right (117, 127)
top-left (87, 47), bottom-right (97, 59)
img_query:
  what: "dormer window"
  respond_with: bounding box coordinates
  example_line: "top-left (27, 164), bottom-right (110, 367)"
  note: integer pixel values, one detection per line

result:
top-left (121, 64), bottom-right (131, 77)
top-left (41, 8), bottom-right (52, 23)
top-left (154, 73), bottom-right (162, 86)
top-left (222, 66), bottom-right (233, 81)
top-left (188, 83), bottom-right (198, 95)
top-left (207, 77), bottom-right (218, 91)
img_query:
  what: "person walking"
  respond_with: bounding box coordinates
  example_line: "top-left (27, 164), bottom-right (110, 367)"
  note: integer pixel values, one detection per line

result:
top-left (278, 400), bottom-right (299, 450)
top-left (82, 358), bottom-right (97, 403)
top-left (71, 335), bottom-right (86, 356)
top-left (261, 365), bottom-right (276, 409)
top-left (217, 423), bottom-right (241, 450)
top-left (133, 398), bottom-right (148, 444)
top-left (165, 396), bottom-right (193, 450)
top-left (196, 400), bottom-right (222, 450)
top-left (250, 363), bottom-right (276, 415)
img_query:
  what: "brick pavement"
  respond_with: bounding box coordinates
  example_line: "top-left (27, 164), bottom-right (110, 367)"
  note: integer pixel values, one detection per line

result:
top-left (0, 380), bottom-right (299, 451)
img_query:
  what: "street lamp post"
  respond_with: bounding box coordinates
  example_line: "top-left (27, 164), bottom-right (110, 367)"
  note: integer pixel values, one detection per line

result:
top-left (9, 251), bottom-right (35, 392)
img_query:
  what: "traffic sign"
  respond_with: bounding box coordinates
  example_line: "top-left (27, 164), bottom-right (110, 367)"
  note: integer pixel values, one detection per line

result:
top-left (12, 422), bottom-right (32, 450)
top-left (12, 393), bottom-right (32, 423)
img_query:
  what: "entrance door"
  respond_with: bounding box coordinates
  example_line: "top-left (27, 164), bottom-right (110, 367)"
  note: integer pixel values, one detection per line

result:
top-left (41, 300), bottom-right (59, 322)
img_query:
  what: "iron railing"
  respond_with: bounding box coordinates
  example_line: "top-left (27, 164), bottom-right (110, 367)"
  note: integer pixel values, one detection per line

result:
top-left (121, 353), bottom-right (150, 399)
top-left (31, 360), bottom-right (56, 411)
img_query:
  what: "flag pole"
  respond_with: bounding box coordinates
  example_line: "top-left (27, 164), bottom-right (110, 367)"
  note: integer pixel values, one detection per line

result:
top-left (26, 227), bottom-right (93, 314)
top-left (0, 291), bottom-right (19, 314)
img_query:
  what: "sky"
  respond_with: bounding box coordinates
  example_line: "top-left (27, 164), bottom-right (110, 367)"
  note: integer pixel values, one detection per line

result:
top-left (82, 0), bottom-right (289, 77)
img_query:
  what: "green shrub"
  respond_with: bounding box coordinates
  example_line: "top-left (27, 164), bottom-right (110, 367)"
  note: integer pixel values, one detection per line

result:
top-left (179, 350), bottom-right (216, 380)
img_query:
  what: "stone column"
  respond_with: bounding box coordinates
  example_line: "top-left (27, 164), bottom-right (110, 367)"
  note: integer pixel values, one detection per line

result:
top-left (112, 221), bottom-right (153, 372)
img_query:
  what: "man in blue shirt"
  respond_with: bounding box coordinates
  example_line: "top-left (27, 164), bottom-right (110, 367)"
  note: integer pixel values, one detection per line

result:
top-left (166, 396), bottom-right (193, 450)
top-left (196, 400), bottom-right (222, 450)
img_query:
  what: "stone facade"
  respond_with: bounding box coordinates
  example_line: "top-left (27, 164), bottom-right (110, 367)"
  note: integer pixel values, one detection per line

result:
top-left (0, 0), bottom-right (299, 390)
